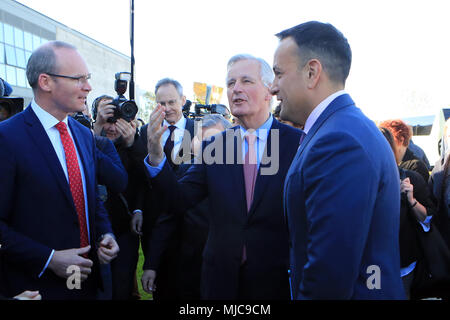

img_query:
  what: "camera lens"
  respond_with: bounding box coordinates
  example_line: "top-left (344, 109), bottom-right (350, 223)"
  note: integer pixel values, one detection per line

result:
top-left (120, 101), bottom-right (138, 121)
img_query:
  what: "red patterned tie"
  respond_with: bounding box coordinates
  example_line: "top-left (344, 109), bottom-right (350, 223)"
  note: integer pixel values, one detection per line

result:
top-left (55, 122), bottom-right (89, 248)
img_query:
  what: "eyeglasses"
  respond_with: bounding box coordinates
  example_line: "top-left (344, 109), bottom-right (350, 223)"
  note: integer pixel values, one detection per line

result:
top-left (46, 73), bottom-right (91, 86)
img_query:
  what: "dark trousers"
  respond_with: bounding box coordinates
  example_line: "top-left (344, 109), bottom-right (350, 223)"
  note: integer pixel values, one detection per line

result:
top-left (110, 232), bottom-right (139, 300)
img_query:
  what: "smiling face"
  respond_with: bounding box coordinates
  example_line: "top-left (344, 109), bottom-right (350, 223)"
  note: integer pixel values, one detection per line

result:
top-left (49, 47), bottom-right (92, 115)
top-left (155, 83), bottom-right (185, 125)
top-left (226, 59), bottom-right (272, 129)
top-left (271, 37), bottom-right (311, 126)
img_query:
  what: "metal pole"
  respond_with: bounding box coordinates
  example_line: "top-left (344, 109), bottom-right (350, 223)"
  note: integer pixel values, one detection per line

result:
top-left (129, 0), bottom-right (135, 100)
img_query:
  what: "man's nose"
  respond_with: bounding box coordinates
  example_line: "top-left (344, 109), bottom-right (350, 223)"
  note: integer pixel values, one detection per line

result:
top-left (270, 82), bottom-right (278, 95)
top-left (83, 80), bottom-right (92, 92)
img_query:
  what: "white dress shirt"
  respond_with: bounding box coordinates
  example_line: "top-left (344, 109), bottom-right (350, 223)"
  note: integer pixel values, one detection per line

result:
top-left (30, 100), bottom-right (90, 277)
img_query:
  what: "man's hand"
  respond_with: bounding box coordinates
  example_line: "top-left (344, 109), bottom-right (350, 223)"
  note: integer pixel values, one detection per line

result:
top-left (48, 246), bottom-right (93, 281)
top-left (116, 118), bottom-right (136, 148)
top-left (13, 290), bottom-right (42, 300)
top-left (93, 98), bottom-right (114, 135)
top-left (147, 104), bottom-right (167, 166)
top-left (141, 269), bottom-right (157, 293)
top-left (97, 234), bottom-right (120, 264)
top-left (131, 211), bottom-right (143, 236)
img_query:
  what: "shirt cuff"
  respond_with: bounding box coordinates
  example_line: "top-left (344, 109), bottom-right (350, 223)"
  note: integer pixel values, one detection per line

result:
top-left (38, 249), bottom-right (55, 278)
top-left (144, 154), bottom-right (166, 177)
top-left (419, 215), bottom-right (433, 232)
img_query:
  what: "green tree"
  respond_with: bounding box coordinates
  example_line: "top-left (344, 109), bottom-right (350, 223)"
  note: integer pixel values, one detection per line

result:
top-left (137, 91), bottom-right (156, 122)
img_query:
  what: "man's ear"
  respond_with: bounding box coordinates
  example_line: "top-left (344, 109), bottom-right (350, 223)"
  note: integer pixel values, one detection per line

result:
top-left (181, 95), bottom-right (187, 106)
top-left (305, 59), bottom-right (322, 89)
top-left (37, 74), bottom-right (53, 93)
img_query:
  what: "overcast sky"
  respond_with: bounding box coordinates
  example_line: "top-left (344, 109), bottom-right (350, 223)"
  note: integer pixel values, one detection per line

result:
top-left (15, 0), bottom-right (450, 121)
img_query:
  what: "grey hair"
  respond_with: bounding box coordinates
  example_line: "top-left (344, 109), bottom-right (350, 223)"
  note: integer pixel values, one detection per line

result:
top-left (26, 41), bottom-right (77, 89)
top-left (155, 78), bottom-right (183, 96)
top-left (226, 54), bottom-right (274, 88)
top-left (201, 114), bottom-right (232, 130)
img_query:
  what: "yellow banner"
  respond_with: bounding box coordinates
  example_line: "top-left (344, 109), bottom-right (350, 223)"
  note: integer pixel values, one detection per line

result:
top-left (193, 82), bottom-right (207, 104)
top-left (209, 85), bottom-right (223, 104)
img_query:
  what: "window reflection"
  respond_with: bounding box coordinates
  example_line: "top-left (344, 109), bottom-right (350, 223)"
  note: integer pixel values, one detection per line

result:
top-left (24, 32), bottom-right (33, 51)
top-left (6, 65), bottom-right (17, 86)
top-left (5, 45), bottom-right (17, 66)
top-left (4, 24), bottom-right (14, 46)
top-left (16, 68), bottom-right (26, 87)
top-left (0, 64), bottom-right (6, 80)
top-left (14, 28), bottom-right (24, 49)
top-left (0, 43), bottom-right (4, 64)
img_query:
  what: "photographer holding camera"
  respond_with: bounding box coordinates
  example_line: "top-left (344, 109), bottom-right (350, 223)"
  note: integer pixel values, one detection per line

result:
top-left (91, 93), bottom-right (147, 300)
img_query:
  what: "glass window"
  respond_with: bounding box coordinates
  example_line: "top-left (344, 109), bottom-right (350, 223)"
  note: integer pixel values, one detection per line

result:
top-left (24, 32), bottom-right (33, 51)
top-left (16, 48), bottom-right (26, 68)
top-left (4, 24), bottom-right (14, 46)
top-left (6, 65), bottom-right (16, 85)
top-left (14, 28), bottom-right (24, 49)
top-left (25, 51), bottom-right (31, 64)
top-left (5, 45), bottom-right (17, 66)
top-left (0, 23), bottom-right (4, 43)
top-left (0, 43), bottom-right (4, 64)
top-left (32, 35), bottom-right (40, 50)
top-left (0, 64), bottom-right (6, 80)
top-left (16, 68), bottom-right (26, 87)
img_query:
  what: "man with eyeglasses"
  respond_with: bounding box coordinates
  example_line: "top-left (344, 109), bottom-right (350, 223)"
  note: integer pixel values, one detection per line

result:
top-left (0, 41), bottom-right (119, 300)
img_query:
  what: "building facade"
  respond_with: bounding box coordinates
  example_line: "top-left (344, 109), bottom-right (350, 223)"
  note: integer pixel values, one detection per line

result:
top-left (0, 0), bottom-right (139, 112)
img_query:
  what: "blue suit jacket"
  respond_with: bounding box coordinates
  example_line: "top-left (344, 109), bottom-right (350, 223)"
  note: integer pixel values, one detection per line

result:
top-left (150, 118), bottom-right (302, 299)
top-left (284, 94), bottom-right (405, 299)
top-left (0, 106), bottom-right (113, 299)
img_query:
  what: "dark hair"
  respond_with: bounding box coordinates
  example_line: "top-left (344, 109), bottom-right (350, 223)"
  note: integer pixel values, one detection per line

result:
top-left (26, 41), bottom-right (76, 89)
top-left (379, 126), bottom-right (396, 156)
top-left (276, 21), bottom-right (352, 85)
top-left (91, 95), bottom-right (113, 120)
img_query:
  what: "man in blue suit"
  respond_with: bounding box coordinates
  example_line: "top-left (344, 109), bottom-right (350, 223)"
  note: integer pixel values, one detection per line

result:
top-left (144, 54), bottom-right (302, 299)
top-left (0, 41), bottom-right (119, 299)
top-left (271, 21), bottom-right (405, 299)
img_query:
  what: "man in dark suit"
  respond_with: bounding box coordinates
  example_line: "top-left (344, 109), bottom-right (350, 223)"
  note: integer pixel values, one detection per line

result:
top-left (0, 41), bottom-right (119, 300)
top-left (92, 95), bottom-right (147, 300)
top-left (142, 114), bottom-right (232, 299)
top-left (271, 21), bottom-right (405, 299)
top-left (144, 55), bottom-right (302, 299)
top-left (140, 78), bottom-right (195, 300)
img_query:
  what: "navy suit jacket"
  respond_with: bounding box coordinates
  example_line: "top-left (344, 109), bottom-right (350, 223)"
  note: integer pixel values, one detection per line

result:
top-left (150, 118), bottom-right (301, 299)
top-left (0, 106), bottom-right (113, 299)
top-left (284, 94), bottom-right (405, 299)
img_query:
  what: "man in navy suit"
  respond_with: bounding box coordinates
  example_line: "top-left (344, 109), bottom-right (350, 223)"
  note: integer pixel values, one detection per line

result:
top-left (0, 41), bottom-right (119, 299)
top-left (144, 54), bottom-right (302, 299)
top-left (271, 21), bottom-right (405, 299)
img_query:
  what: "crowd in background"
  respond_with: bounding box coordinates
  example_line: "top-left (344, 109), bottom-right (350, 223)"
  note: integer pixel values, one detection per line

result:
top-left (0, 20), bottom-right (449, 301)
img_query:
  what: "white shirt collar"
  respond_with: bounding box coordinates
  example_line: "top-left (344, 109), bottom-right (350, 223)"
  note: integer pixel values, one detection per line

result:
top-left (163, 115), bottom-right (186, 130)
top-left (303, 90), bottom-right (346, 134)
top-left (30, 99), bottom-right (68, 130)
top-left (239, 114), bottom-right (273, 142)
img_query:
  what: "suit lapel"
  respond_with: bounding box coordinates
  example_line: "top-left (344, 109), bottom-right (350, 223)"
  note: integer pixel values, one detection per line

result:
top-left (227, 127), bottom-right (247, 212)
top-left (247, 119), bottom-right (281, 218)
top-left (295, 93), bottom-right (355, 161)
top-left (23, 106), bottom-right (75, 210)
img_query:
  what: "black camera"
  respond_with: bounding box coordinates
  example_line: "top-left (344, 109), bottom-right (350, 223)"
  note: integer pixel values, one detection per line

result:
top-left (0, 97), bottom-right (24, 122)
top-left (71, 112), bottom-right (92, 129)
top-left (107, 72), bottom-right (138, 123)
top-left (182, 100), bottom-right (231, 120)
